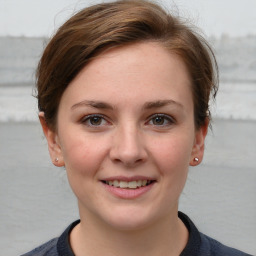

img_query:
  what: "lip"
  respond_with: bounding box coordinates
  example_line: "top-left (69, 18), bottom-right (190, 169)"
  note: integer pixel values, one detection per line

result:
top-left (102, 175), bottom-right (156, 182)
top-left (100, 176), bottom-right (156, 199)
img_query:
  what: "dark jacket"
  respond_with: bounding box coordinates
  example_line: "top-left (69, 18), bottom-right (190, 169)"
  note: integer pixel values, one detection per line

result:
top-left (21, 212), bottom-right (252, 256)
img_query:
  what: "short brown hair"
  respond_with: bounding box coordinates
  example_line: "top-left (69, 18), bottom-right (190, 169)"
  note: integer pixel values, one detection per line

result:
top-left (36, 0), bottom-right (218, 130)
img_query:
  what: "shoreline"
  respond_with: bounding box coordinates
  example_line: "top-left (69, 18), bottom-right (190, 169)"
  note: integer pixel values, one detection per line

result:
top-left (1, 119), bottom-right (256, 255)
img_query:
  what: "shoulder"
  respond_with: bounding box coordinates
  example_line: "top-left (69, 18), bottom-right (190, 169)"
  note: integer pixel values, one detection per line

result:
top-left (199, 232), bottom-right (253, 256)
top-left (21, 238), bottom-right (58, 256)
top-left (178, 212), bottom-right (252, 256)
top-left (21, 220), bottom-right (80, 256)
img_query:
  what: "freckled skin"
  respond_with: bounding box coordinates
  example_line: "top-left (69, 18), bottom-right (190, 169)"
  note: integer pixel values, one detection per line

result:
top-left (42, 42), bottom-right (207, 233)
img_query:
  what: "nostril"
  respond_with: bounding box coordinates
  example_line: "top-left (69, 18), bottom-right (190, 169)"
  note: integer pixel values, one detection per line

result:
top-left (114, 157), bottom-right (145, 167)
top-left (110, 149), bottom-right (146, 166)
top-left (109, 131), bottom-right (148, 165)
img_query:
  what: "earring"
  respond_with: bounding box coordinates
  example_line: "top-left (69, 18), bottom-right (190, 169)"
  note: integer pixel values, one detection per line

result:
top-left (55, 158), bottom-right (59, 162)
top-left (194, 157), bottom-right (199, 162)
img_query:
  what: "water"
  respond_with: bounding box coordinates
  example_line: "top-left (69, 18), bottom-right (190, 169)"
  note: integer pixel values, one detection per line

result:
top-left (1, 121), bottom-right (255, 255)
top-left (1, 36), bottom-right (256, 122)
top-left (0, 37), bottom-right (45, 84)
top-left (1, 81), bottom-right (256, 122)
top-left (1, 36), bottom-right (256, 255)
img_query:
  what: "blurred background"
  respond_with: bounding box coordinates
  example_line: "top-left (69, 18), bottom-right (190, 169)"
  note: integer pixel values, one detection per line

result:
top-left (0, 0), bottom-right (255, 255)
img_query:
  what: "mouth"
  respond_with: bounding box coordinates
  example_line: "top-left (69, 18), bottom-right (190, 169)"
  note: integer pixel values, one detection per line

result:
top-left (101, 180), bottom-right (156, 189)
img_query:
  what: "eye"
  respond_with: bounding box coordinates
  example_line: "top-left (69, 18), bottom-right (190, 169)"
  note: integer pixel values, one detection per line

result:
top-left (147, 114), bottom-right (175, 126)
top-left (81, 114), bottom-right (108, 126)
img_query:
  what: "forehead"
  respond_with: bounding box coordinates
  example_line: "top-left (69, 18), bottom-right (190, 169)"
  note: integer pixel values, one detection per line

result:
top-left (85, 42), bottom-right (190, 80)
top-left (60, 42), bottom-right (193, 108)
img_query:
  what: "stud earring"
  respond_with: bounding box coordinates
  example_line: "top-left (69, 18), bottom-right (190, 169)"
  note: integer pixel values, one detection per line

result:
top-left (55, 158), bottom-right (59, 162)
top-left (194, 157), bottom-right (199, 162)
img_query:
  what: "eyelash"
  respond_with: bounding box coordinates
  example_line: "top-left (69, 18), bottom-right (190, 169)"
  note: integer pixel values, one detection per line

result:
top-left (81, 114), bottom-right (108, 127)
top-left (147, 114), bottom-right (175, 127)
top-left (80, 113), bottom-right (175, 128)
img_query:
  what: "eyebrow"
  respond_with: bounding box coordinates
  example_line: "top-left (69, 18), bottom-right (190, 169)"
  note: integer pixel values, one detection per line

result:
top-left (71, 100), bottom-right (114, 110)
top-left (143, 100), bottom-right (184, 110)
top-left (71, 99), bottom-right (183, 111)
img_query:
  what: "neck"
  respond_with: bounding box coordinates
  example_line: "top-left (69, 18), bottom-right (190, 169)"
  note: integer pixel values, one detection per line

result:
top-left (70, 210), bottom-right (189, 256)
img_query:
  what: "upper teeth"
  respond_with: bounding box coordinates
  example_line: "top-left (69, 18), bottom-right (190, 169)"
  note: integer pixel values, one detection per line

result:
top-left (105, 180), bottom-right (149, 189)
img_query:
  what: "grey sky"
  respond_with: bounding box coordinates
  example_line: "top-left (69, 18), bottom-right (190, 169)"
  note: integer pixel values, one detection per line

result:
top-left (1, 0), bottom-right (256, 37)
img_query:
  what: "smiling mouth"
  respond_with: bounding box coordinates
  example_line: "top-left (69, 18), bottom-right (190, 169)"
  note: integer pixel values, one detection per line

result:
top-left (101, 180), bottom-right (155, 189)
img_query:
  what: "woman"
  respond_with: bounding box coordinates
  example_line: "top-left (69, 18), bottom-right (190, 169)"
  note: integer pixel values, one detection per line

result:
top-left (22, 0), bottom-right (251, 255)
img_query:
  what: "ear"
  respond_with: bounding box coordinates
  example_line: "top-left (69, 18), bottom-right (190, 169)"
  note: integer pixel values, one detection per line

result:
top-left (39, 112), bottom-right (64, 167)
top-left (190, 119), bottom-right (209, 166)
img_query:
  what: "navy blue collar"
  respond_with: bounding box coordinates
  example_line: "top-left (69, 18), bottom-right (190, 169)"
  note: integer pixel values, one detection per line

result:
top-left (57, 212), bottom-right (201, 256)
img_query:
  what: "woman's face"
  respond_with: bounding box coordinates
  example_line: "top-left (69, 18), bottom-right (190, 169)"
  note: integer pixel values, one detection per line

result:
top-left (42, 42), bottom-right (207, 230)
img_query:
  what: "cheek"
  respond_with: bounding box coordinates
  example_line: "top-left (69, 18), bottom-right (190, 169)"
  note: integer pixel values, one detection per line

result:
top-left (149, 133), bottom-right (194, 175)
top-left (60, 134), bottom-right (107, 177)
top-left (147, 133), bottom-right (194, 207)
top-left (60, 135), bottom-right (109, 200)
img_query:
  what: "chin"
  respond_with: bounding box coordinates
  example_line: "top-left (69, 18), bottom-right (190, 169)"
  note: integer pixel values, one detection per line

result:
top-left (100, 206), bottom-right (160, 232)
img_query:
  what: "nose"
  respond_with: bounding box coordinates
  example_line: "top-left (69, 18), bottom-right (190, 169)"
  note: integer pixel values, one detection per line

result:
top-left (109, 125), bottom-right (148, 167)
